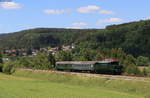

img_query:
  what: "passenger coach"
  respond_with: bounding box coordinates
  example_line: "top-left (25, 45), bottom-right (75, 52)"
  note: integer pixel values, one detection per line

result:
top-left (55, 59), bottom-right (123, 75)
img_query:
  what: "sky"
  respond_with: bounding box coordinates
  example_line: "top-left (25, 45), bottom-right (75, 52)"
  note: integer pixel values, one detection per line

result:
top-left (0, 0), bottom-right (150, 33)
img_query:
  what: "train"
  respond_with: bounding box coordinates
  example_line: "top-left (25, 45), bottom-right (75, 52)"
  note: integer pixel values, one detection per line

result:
top-left (55, 59), bottom-right (123, 75)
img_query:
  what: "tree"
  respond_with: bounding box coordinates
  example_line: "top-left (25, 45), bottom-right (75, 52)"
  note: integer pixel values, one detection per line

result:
top-left (124, 64), bottom-right (141, 75)
top-left (33, 52), bottom-right (52, 69)
top-left (142, 68), bottom-right (148, 76)
top-left (17, 57), bottom-right (34, 68)
top-left (56, 51), bottom-right (73, 61)
top-left (110, 48), bottom-right (126, 60)
top-left (122, 54), bottom-right (140, 75)
top-left (2, 61), bottom-right (15, 74)
top-left (16, 52), bottom-right (55, 70)
top-left (94, 52), bottom-right (104, 61)
top-left (124, 55), bottom-right (136, 66)
top-left (48, 52), bottom-right (56, 67)
top-left (147, 66), bottom-right (150, 76)
top-left (78, 49), bottom-right (95, 61)
top-left (136, 56), bottom-right (149, 66)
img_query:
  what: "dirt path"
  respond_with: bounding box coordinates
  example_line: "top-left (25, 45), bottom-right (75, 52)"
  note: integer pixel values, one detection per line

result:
top-left (19, 68), bottom-right (150, 82)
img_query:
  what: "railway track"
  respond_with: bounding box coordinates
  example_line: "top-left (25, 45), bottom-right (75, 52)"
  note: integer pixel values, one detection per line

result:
top-left (19, 68), bottom-right (150, 82)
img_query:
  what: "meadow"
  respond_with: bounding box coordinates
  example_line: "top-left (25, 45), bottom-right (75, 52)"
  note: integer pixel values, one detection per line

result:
top-left (0, 70), bottom-right (149, 98)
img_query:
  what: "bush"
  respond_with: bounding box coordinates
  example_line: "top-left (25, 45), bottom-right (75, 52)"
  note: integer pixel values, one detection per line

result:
top-left (124, 64), bottom-right (142, 75)
top-left (136, 56), bottom-right (149, 66)
top-left (15, 52), bottom-right (55, 70)
top-left (33, 52), bottom-right (53, 69)
top-left (146, 66), bottom-right (150, 76)
top-left (16, 57), bottom-right (34, 68)
top-left (142, 68), bottom-right (148, 76)
top-left (2, 61), bottom-right (15, 74)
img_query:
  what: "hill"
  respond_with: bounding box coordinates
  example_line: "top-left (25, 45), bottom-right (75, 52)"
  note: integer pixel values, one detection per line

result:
top-left (0, 28), bottom-right (98, 50)
top-left (0, 20), bottom-right (150, 57)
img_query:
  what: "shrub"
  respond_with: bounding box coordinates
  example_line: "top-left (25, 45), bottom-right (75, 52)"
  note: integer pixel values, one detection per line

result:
top-left (136, 56), bottom-right (149, 66)
top-left (33, 52), bottom-right (53, 69)
top-left (16, 57), bottom-right (34, 68)
top-left (146, 66), bottom-right (150, 76)
top-left (15, 52), bottom-right (55, 70)
top-left (142, 68), bottom-right (148, 76)
top-left (2, 61), bottom-right (15, 74)
top-left (124, 64), bottom-right (142, 75)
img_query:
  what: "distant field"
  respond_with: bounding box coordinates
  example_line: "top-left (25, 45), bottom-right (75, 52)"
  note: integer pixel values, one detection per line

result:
top-left (0, 73), bottom-right (141, 98)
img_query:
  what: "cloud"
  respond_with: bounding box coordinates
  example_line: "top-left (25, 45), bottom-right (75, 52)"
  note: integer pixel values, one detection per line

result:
top-left (43, 9), bottom-right (71, 15)
top-left (72, 22), bottom-right (88, 27)
top-left (97, 18), bottom-right (123, 25)
top-left (65, 27), bottom-right (84, 29)
top-left (44, 5), bottom-right (115, 15)
top-left (77, 5), bottom-right (116, 15)
top-left (77, 5), bottom-right (100, 14)
top-left (143, 17), bottom-right (150, 20)
top-left (0, 2), bottom-right (22, 9)
top-left (68, 22), bottom-right (89, 29)
top-left (99, 10), bottom-right (115, 15)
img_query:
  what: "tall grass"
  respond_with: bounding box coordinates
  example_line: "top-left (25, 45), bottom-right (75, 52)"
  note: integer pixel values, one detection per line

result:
top-left (13, 70), bottom-right (150, 98)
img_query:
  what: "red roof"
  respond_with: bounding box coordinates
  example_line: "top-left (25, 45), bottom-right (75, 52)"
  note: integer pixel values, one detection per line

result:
top-left (11, 50), bottom-right (16, 52)
top-left (11, 54), bottom-right (16, 56)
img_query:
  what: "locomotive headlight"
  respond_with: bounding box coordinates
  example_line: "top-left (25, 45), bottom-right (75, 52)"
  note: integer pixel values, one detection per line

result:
top-left (91, 65), bottom-right (94, 67)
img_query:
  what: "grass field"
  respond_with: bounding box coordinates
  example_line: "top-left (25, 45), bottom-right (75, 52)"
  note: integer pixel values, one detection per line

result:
top-left (0, 70), bottom-right (149, 98)
top-left (0, 73), bottom-right (140, 98)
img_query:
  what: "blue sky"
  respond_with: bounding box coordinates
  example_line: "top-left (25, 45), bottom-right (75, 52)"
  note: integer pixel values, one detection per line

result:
top-left (0, 0), bottom-right (150, 33)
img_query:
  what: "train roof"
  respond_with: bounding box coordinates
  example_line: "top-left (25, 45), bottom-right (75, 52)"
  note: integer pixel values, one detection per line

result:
top-left (102, 59), bottom-right (118, 62)
top-left (56, 59), bottom-right (119, 65)
top-left (56, 61), bottom-right (98, 65)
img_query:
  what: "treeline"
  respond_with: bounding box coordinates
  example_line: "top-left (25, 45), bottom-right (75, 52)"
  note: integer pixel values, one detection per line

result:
top-left (69, 46), bottom-right (150, 76)
top-left (1, 48), bottom-right (150, 76)
top-left (0, 28), bottom-right (98, 49)
top-left (0, 52), bottom-right (55, 74)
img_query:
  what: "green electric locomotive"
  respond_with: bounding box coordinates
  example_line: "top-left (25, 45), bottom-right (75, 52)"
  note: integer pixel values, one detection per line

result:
top-left (55, 59), bottom-right (123, 75)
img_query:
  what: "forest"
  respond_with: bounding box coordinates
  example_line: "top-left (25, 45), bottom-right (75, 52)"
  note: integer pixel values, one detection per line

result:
top-left (0, 20), bottom-right (150, 57)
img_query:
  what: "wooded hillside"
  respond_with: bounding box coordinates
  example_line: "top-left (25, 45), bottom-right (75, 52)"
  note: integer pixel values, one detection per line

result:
top-left (0, 20), bottom-right (150, 57)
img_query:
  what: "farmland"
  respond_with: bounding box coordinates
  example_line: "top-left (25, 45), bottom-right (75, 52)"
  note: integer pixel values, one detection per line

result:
top-left (0, 70), bottom-right (150, 98)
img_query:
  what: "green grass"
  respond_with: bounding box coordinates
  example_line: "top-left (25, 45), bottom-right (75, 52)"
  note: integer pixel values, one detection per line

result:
top-left (1, 69), bottom-right (150, 98)
top-left (13, 70), bottom-right (150, 97)
top-left (0, 73), bottom-right (140, 98)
